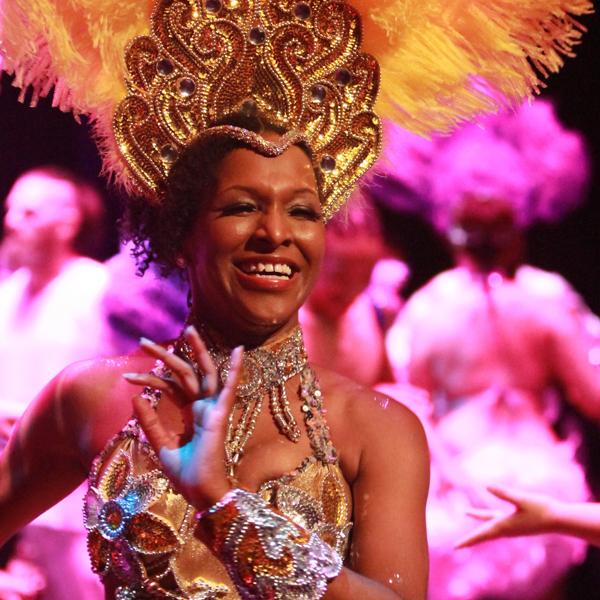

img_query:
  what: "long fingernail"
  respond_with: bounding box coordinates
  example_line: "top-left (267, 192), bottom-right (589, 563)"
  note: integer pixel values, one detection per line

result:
top-left (200, 378), bottom-right (211, 395)
top-left (123, 372), bottom-right (142, 380)
top-left (139, 337), bottom-right (155, 347)
top-left (185, 325), bottom-right (197, 336)
top-left (233, 345), bottom-right (244, 361)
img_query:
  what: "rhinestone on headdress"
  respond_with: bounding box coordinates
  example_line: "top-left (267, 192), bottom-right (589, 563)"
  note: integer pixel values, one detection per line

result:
top-left (177, 78), bottom-right (196, 98)
top-left (294, 2), bottom-right (311, 20)
top-left (206, 0), bottom-right (222, 12)
top-left (248, 26), bottom-right (266, 45)
top-left (335, 69), bottom-right (352, 87)
top-left (160, 145), bottom-right (178, 164)
top-left (113, 0), bottom-right (382, 218)
top-left (310, 85), bottom-right (326, 104)
top-left (320, 155), bottom-right (336, 172)
top-left (156, 59), bottom-right (174, 76)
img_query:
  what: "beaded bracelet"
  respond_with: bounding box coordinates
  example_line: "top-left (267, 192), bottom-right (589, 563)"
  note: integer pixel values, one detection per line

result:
top-left (195, 488), bottom-right (342, 599)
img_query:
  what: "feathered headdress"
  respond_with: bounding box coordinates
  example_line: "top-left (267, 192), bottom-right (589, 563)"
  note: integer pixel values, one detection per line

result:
top-left (374, 99), bottom-right (591, 229)
top-left (0, 0), bottom-right (592, 217)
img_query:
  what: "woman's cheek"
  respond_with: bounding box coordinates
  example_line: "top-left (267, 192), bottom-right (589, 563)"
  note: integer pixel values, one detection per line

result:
top-left (299, 223), bottom-right (325, 255)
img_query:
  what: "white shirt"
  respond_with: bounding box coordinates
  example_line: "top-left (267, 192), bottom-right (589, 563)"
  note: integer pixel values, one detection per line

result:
top-left (0, 257), bottom-right (111, 531)
top-left (0, 257), bottom-right (110, 418)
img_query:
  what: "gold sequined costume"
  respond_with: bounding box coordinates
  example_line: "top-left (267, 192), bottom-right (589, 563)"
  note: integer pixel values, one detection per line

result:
top-left (84, 367), bottom-right (351, 599)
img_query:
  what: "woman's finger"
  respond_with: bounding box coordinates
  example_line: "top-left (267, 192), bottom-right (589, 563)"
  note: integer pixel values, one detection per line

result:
top-left (465, 508), bottom-right (496, 522)
top-left (123, 372), bottom-right (177, 393)
top-left (158, 446), bottom-right (184, 481)
top-left (455, 520), bottom-right (500, 549)
top-left (184, 326), bottom-right (219, 396)
top-left (139, 338), bottom-right (200, 397)
top-left (132, 394), bottom-right (180, 451)
top-left (191, 397), bottom-right (217, 433)
top-left (486, 485), bottom-right (525, 506)
top-left (220, 345), bottom-right (244, 414)
top-left (203, 346), bottom-right (244, 435)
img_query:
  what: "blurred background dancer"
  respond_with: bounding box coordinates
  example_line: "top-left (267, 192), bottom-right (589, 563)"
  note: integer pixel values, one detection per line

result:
top-left (0, 167), bottom-right (109, 599)
top-left (380, 101), bottom-right (600, 600)
top-left (0, 167), bottom-right (110, 430)
top-left (300, 196), bottom-right (407, 387)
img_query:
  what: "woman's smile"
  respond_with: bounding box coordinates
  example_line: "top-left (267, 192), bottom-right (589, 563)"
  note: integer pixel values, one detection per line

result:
top-left (234, 256), bottom-right (299, 290)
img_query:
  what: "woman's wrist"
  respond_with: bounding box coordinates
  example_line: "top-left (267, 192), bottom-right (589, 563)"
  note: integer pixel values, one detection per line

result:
top-left (190, 483), bottom-right (233, 514)
top-left (194, 488), bottom-right (342, 599)
top-left (543, 497), bottom-right (569, 534)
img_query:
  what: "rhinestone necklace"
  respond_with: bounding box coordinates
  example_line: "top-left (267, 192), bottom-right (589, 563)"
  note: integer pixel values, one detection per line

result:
top-left (176, 325), bottom-right (307, 477)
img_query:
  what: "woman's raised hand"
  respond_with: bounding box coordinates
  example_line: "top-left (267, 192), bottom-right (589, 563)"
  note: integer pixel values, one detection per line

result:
top-left (455, 485), bottom-right (557, 548)
top-left (124, 326), bottom-right (243, 512)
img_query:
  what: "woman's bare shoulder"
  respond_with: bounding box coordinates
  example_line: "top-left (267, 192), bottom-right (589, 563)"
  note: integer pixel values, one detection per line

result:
top-left (316, 367), bottom-right (423, 428)
top-left (58, 352), bottom-right (150, 397)
top-left (53, 352), bottom-right (157, 463)
top-left (314, 366), bottom-right (429, 477)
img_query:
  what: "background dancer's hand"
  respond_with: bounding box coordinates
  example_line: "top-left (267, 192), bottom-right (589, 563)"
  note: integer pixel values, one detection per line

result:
top-left (455, 485), bottom-right (558, 548)
top-left (124, 325), bottom-right (243, 511)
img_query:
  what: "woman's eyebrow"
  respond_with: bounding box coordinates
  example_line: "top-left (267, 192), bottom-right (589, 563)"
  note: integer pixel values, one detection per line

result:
top-left (216, 184), bottom-right (318, 197)
top-left (290, 186), bottom-right (319, 196)
top-left (214, 184), bottom-right (260, 198)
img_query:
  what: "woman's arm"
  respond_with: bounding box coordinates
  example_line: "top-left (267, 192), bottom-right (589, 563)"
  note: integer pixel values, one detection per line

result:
top-left (545, 300), bottom-right (600, 422)
top-left (456, 485), bottom-right (600, 548)
top-left (0, 367), bottom-right (87, 544)
top-left (323, 391), bottom-right (429, 600)
top-left (0, 357), bottom-right (133, 545)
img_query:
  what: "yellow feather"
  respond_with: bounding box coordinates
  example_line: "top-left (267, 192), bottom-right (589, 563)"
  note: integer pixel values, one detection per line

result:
top-left (356, 0), bottom-right (592, 134)
top-left (0, 0), bottom-right (592, 184)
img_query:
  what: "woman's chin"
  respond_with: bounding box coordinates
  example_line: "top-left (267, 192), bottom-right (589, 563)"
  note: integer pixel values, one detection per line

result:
top-left (194, 285), bottom-right (306, 344)
top-left (196, 305), bottom-right (297, 345)
top-left (236, 289), bottom-right (302, 324)
top-left (243, 311), bottom-right (298, 335)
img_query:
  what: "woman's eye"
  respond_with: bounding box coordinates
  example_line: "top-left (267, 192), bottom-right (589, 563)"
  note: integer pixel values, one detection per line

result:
top-left (289, 205), bottom-right (322, 221)
top-left (220, 202), bottom-right (256, 216)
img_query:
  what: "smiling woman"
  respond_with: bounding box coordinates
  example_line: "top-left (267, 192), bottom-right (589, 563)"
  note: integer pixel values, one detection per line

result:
top-left (0, 113), bottom-right (430, 600)
top-left (125, 113), bottom-right (326, 339)
top-left (0, 0), bottom-right (592, 598)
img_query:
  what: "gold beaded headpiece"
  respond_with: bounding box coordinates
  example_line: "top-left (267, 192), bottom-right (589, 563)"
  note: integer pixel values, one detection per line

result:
top-left (113, 0), bottom-right (381, 217)
top-left (0, 0), bottom-right (593, 217)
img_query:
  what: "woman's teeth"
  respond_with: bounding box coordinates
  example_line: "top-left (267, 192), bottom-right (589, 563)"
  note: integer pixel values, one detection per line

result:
top-left (244, 263), bottom-right (293, 278)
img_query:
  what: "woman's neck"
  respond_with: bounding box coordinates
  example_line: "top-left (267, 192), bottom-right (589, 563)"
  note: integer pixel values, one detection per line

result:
top-left (188, 307), bottom-right (301, 350)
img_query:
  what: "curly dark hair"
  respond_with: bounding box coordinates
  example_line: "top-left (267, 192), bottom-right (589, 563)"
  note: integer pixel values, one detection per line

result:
top-left (122, 112), bottom-right (317, 275)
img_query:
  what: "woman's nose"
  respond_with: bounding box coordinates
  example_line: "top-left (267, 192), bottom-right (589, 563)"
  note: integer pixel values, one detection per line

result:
top-left (254, 207), bottom-right (292, 248)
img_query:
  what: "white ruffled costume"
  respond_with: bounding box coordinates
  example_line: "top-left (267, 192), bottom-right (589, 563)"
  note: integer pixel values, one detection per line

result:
top-left (382, 265), bottom-right (600, 599)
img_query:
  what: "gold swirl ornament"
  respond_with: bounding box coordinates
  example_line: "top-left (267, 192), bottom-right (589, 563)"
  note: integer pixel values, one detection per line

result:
top-left (113, 0), bottom-right (382, 218)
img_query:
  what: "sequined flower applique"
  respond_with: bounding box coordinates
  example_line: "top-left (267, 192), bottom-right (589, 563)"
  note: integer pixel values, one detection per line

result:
top-left (84, 450), bottom-right (181, 590)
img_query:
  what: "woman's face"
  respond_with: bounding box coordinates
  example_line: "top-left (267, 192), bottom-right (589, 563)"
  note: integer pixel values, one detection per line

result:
top-left (185, 135), bottom-right (325, 342)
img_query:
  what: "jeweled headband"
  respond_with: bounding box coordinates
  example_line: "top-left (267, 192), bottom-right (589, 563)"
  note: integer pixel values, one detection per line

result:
top-left (0, 0), bottom-right (593, 217)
